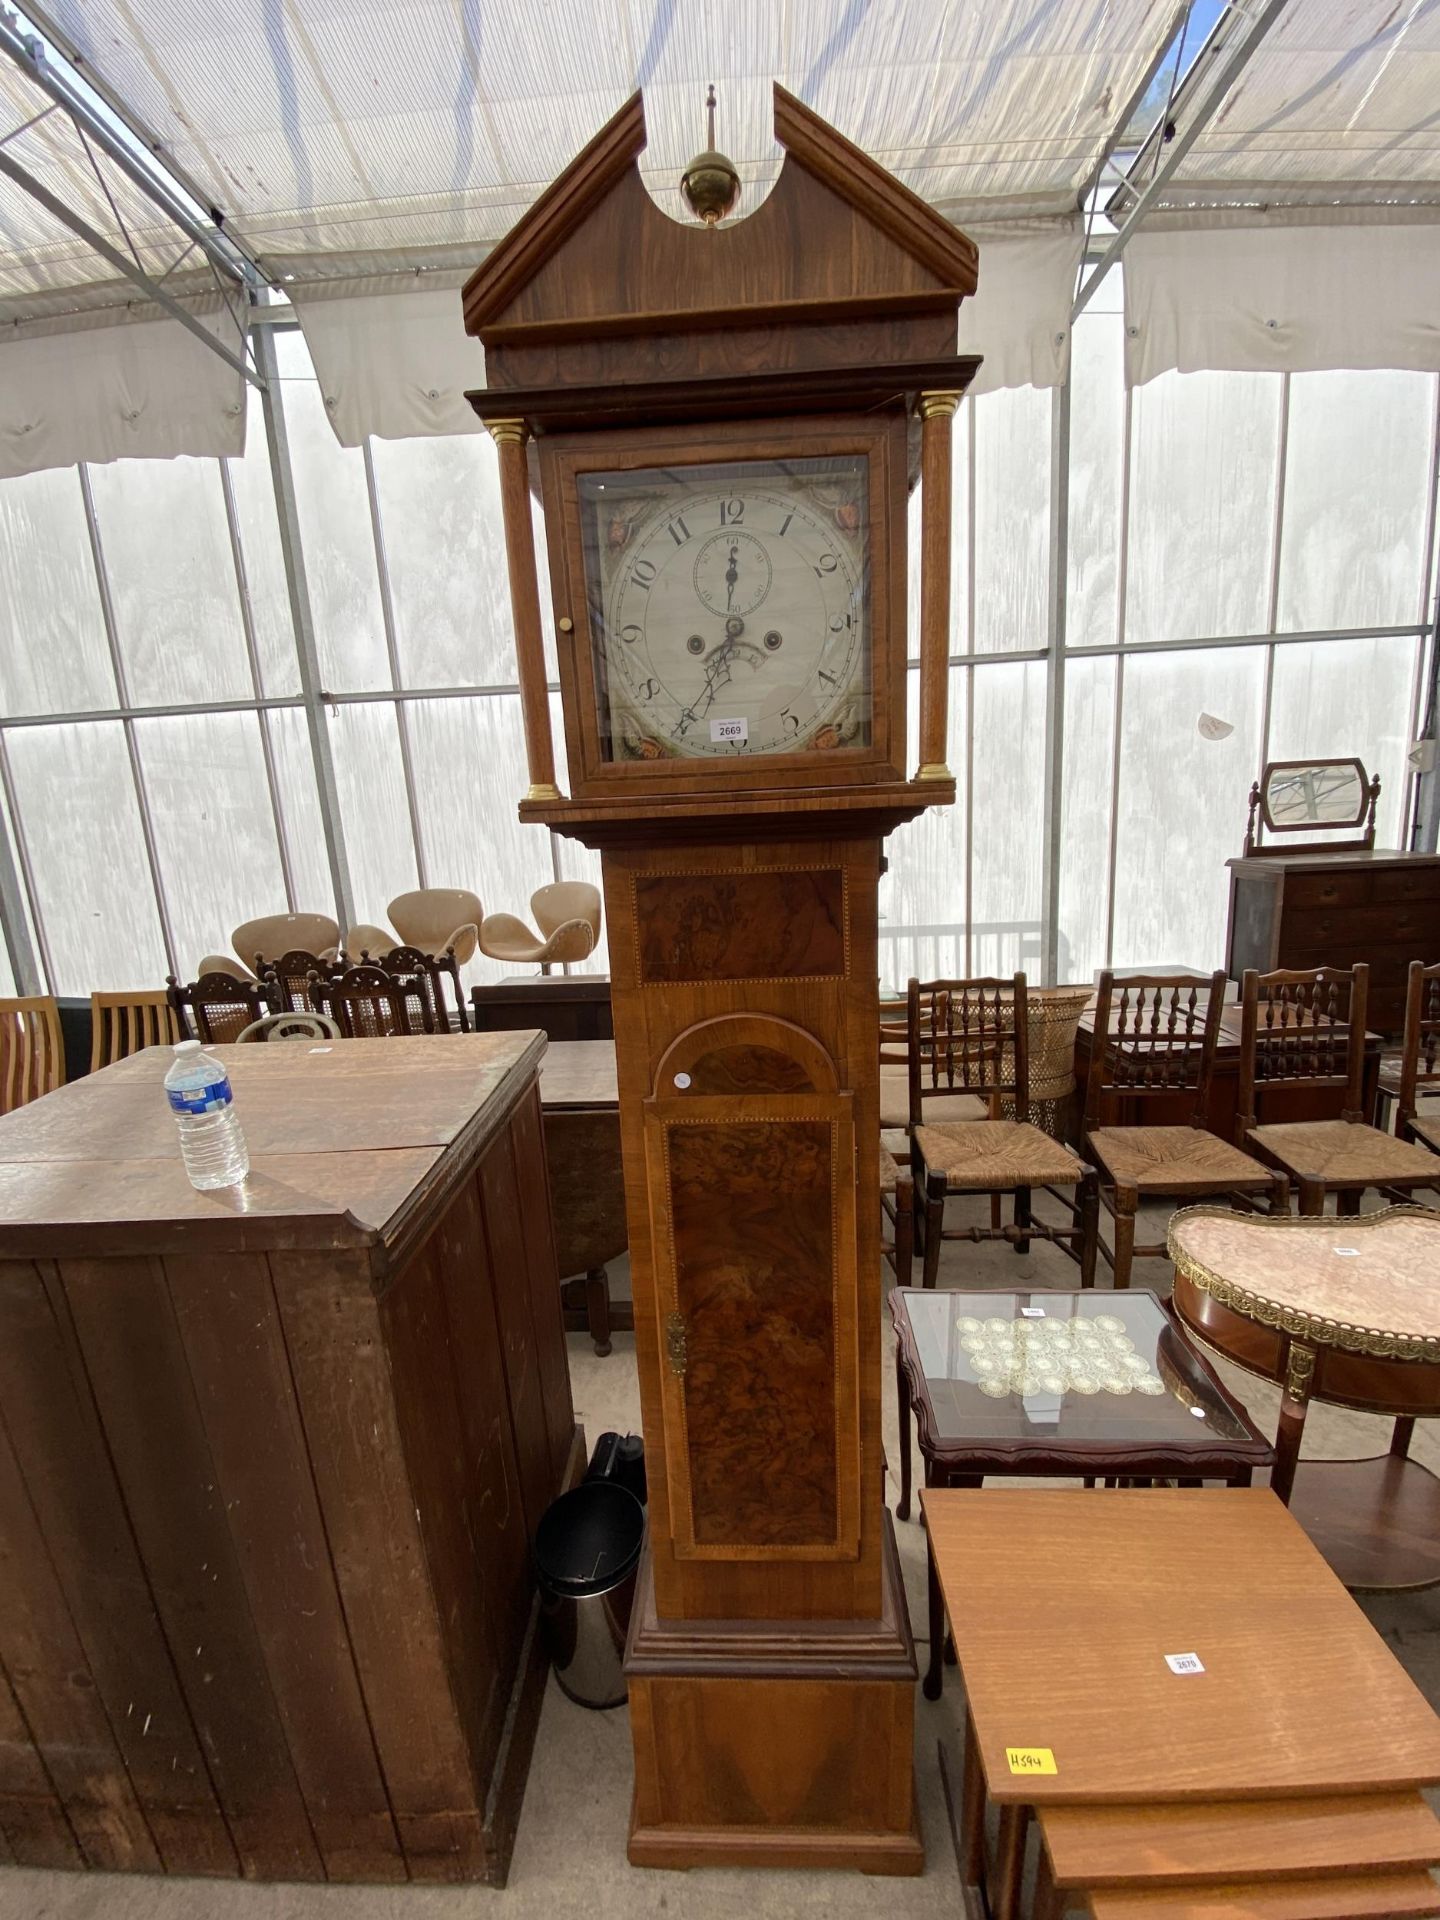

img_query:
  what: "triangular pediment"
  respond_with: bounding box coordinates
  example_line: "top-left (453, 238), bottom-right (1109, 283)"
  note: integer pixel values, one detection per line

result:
top-left (462, 84), bottom-right (976, 341)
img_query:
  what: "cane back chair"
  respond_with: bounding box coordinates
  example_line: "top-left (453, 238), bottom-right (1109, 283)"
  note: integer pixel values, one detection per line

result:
top-left (1238, 964), bottom-right (1437, 1215)
top-left (908, 975), bottom-right (1097, 1290)
top-left (168, 971), bottom-right (273, 1046)
top-left (1081, 971), bottom-right (1288, 1289)
top-left (260, 949), bottom-right (346, 1015)
top-left (307, 963), bottom-right (418, 1039)
top-left (351, 944), bottom-right (470, 1033)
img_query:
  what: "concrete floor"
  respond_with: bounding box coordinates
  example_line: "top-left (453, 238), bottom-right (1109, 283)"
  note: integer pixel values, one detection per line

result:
top-left (4, 1197), bottom-right (1440, 1919)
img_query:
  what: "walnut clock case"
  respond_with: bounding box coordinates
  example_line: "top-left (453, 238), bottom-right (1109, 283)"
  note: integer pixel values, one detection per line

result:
top-left (463, 84), bottom-right (978, 1875)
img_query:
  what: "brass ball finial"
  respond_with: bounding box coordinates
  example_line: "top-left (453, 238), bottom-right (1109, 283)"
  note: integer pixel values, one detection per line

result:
top-left (681, 84), bottom-right (740, 226)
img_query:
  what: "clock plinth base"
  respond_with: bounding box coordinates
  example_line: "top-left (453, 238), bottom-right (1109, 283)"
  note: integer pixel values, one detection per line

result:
top-left (623, 1514), bottom-right (922, 1875)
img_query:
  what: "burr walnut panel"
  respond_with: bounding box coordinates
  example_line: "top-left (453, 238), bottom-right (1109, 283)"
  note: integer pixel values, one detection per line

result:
top-left (635, 868), bottom-right (847, 983)
top-left (672, 1117), bottom-right (836, 1549)
top-left (682, 1045), bottom-right (817, 1094)
top-left (648, 1099), bottom-right (858, 1561)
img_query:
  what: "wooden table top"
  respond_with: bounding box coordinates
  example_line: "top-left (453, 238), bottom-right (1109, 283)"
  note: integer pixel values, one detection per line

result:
top-left (1168, 1204), bottom-right (1440, 1357)
top-left (0, 1031), bottom-right (546, 1255)
top-left (923, 1487), bottom-right (1440, 1805)
top-left (539, 1039), bottom-right (618, 1109)
top-left (1039, 1791), bottom-right (1440, 1890)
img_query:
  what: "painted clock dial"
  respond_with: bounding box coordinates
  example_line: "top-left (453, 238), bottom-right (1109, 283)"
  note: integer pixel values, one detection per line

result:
top-left (579, 454), bottom-right (871, 761)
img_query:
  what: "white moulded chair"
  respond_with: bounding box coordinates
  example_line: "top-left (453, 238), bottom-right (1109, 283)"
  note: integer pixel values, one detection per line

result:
top-left (197, 952), bottom-right (256, 982)
top-left (232, 912), bottom-right (341, 972)
top-left (387, 889), bottom-right (483, 966)
top-left (479, 883), bottom-right (602, 975)
top-left (344, 922), bottom-right (398, 960)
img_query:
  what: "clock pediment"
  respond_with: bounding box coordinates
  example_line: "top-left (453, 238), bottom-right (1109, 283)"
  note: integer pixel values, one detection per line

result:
top-left (462, 84), bottom-right (977, 369)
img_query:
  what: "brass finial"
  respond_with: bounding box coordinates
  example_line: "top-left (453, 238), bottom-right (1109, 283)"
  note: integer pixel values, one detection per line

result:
top-left (681, 83), bottom-right (740, 226)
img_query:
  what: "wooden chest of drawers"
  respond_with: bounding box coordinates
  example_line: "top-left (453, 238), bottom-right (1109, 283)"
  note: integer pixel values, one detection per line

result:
top-left (1226, 850), bottom-right (1440, 1031)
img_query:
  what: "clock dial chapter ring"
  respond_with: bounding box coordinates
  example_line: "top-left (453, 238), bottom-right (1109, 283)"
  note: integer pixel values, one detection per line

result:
top-left (594, 468), bottom-right (869, 761)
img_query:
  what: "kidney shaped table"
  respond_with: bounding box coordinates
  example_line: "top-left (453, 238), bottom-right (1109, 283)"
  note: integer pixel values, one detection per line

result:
top-left (1168, 1203), bottom-right (1440, 1591)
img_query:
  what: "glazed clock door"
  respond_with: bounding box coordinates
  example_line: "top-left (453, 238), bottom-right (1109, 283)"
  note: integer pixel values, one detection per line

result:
top-left (641, 1015), bottom-right (860, 1561)
top-left (541, 412), bottom-right (909, 798)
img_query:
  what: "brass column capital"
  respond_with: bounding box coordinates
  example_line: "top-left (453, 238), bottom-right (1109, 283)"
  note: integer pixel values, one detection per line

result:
top-left (919, 392), bottom-right (962, 420)
top-left (486, 418), bottom-right (528, 447)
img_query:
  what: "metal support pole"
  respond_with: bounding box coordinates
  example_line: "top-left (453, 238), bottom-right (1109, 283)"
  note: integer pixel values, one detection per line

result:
top-left (77, 463), bottom-right (181, 980)
top-left (363, 440), bottom-right (429, 888)
top-left (1412, 384), bottom-right (1440, 852)
top-left (1040, 380), bottom-right (1072, 987)
top-left (253, 325), bottom-right (356, 930)
top-left (219, 457), bottom-right (299, 913)
top-left (0, 778), bottom-right (42, 995)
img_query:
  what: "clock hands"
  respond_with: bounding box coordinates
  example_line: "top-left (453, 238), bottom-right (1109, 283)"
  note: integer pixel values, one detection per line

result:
top-left (673, 633), bottom-right (736, 739)
top-left (724, 543), bottom-right (739, 612)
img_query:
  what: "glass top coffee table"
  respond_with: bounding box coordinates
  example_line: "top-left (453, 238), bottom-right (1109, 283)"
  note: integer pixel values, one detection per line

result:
top-left (889, 1287), bottom-right (1272, 1699)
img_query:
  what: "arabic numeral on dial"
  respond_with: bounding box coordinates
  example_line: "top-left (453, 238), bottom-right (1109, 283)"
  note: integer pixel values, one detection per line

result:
top-left (666, 516), bottom-right (690, 546)
top-left (817, 668), bottom-right (839, 688)
top-left (813, 551), bottom-right (839, 577)
top-left (828, 612), bottom-right (851, 632)
top-left (631, 559), bottom-right (657, 589)
top-left (638, 677), bottom-right (660, 701)
top-left (619, 623), bottom-right (642, 645)
top-left (718, 498), bottom-right (744, 525)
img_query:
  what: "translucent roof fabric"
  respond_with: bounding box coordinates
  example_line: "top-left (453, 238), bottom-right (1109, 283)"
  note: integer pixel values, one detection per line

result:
top-left (0, 54), bottom-right (192, 324)
top-left (10, 0), bottom-right (1183, 302)
top-left (1152, 0), bottom-right (1440, 214)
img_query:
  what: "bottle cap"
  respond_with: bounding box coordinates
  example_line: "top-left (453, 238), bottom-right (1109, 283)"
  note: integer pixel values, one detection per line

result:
top-left (172, 1039), bottom-right (202, 1054)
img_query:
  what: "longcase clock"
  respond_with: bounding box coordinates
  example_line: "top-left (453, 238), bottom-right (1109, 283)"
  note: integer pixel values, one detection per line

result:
top-left (463, 84), bottom-right (978, 1873)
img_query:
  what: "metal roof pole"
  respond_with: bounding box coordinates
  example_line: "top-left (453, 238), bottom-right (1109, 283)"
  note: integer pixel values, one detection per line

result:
top-left (1041, 377), bottom-right (1071, 986)
top-left (0, 147), bottom-right (264, 388)
top-left (1073, 0), bottom-right (1194, 209)
top-left (1072, 0), bottom-right (1291, 321)
top-left (253, 325), bottom-right (356, 932)
top-left (0, 767), bottom-right (42, 996)
top-left (0, 5), bottom-right (269, 293)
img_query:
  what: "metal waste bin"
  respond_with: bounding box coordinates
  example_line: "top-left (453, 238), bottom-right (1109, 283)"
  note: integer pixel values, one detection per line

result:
top-left (534, 1480), bottom-right (644, 1709)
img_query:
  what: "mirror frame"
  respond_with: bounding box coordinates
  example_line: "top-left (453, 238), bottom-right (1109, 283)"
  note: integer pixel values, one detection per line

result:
top-left (1244, 757), bottom-right (1380, 856)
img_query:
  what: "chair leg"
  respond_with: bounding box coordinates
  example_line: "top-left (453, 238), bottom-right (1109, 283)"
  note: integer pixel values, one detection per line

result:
top-left (1297, 1178), bottom-right (1325, 1218)
top-left (1393, 1416), bottom-right (1416, 1459)
top-left (896, 1344), bottom-right (913, 1522)
top-left (1268, 1173), bottom-right (1291, 1216)
top-left (894, 1177), bottom-right (915, 1289)
top-left (924, 1480), bottom-right (945, 1701)
top-left (1336, 1188), bottom-right (1362, 1217)
top-left (583, 1267), bottom-right (612, 1358)
top-left (922, 1175), bottom-right (945, 1290)
top-left (1013, 1184), bottom-right (1032, 1256)
top-left (1077, 1169), bottom-right (1099, 1290)
top-left (1111, 1191), bottom-right (1136, 1291)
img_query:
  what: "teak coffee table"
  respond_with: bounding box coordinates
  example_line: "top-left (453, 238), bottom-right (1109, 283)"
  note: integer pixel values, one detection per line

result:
top-left (923, 1487), bottom-right (1440, 1920)
top-left (889, 1288), bottom-right (1272, 1699)
top-left (1168, 1203), bottom-right (1440, 1590)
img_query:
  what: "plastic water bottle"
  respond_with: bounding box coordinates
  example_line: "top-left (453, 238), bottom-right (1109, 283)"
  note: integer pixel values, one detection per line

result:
top-left (164, 1040), bottom-right (250, 1190)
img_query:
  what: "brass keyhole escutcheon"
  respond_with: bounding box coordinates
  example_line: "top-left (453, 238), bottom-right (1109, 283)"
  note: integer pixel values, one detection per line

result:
top-left (665, 1311), bottom-right (688, 1377)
